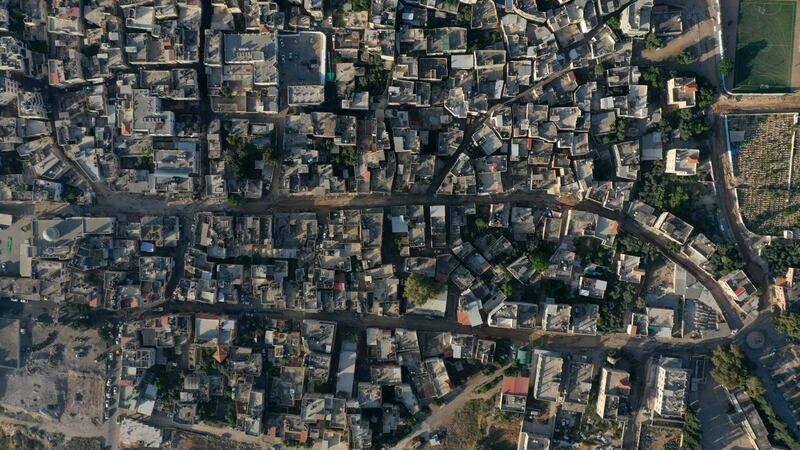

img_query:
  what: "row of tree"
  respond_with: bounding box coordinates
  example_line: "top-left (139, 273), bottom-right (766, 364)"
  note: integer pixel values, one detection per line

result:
top-left (711, 343), bottom-right (800, 449)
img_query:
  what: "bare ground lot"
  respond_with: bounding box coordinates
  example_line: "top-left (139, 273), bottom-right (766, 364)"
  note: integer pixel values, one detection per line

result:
top-left (170, 431), bottom-right (261, 450)
top-left (0, 322), bottom-right (109, 439)
top-left (638, 423), bottom-right (683, 450)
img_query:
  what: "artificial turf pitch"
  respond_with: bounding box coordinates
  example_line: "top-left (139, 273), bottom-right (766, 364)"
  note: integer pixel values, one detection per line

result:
top-left (733, 0), bottom-right (796, 92)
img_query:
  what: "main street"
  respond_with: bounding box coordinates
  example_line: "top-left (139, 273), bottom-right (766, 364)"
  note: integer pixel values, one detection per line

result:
top-left (28, 180), bottom-right (746, 331)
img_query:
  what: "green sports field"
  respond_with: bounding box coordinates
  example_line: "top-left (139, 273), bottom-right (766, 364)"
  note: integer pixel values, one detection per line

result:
top-left (733, 0), bottom-right (796, 93)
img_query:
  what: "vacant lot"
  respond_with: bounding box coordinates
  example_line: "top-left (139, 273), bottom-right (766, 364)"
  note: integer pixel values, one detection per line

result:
top-left (172, 431), bottom-right (262, 450)
top-left (638, 424), bottom-right (683, 450)
top-left (430, 399), bottom-right (491, 450)
top-left (733, 0), bottom-right (796, 92)
top-left (0, 321), bottom-right (109, 439)
top-left (728, 113), bottom-right (800, 235)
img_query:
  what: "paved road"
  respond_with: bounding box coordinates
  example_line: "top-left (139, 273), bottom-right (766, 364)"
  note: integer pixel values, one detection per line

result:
top-left (735, 314), bottom-right (800, 440)
top-left (696, 378), bottom-right (753, 450)
top-left (576, 200), bottom-right (745, 330)
top-left (130, 300), bottom-right (732, 358)
top-left (710, 114), bottom-right (773, 310)
top-left (9, 178), bottom-right (746, 329)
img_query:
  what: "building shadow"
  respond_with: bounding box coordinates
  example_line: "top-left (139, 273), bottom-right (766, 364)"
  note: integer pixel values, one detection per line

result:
top-left (733, 40), bottom-right (770, 86)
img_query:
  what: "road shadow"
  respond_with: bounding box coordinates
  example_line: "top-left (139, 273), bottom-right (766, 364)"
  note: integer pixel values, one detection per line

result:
top-left (0, 368), bottom-right (8, 399)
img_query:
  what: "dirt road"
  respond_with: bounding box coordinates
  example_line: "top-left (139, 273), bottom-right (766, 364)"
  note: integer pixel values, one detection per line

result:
top-left (390, 364), bottom-right (509, 450)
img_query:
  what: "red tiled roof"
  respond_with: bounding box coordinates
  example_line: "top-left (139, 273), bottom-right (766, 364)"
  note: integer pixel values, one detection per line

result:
top-left (212, 344), bottom-right (228, 364)
top-left (501, 376), bottom-right (530, 396)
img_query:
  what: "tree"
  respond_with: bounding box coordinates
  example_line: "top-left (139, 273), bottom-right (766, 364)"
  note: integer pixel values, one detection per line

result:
top-left (262, 139), bottom-right (279, 164)
top-left (405, 274), bottom-right (445, 306)
top-left (527, 252), bottom-right (550, 272)
top-left (642, 66), bottom-right (665, 103)
top-left (82, 43), bottom-right (101, 57)
top-left (598, 281), bottom-right (639, 333)
top-left (696, 85), bottom-right (716, 110)
top-left (606, 16), bottom-right (620, 31)
top-left (710, 344), bottom-right (748, 389)
top-left (219, 83), bottom-right (233, 98)
top-left (635, 161), bottom-right (698, 217)
top-left (456, 4), bottom-right (472, 27)
top-left (593, 61), bottom-right (605, 78)
top-left (674, 109), bottom-right (710, 140)
top-left (644, 33), bottom-right (662, 50)
top-left (720, 57), bottom-right (734, 75)
top-left (775, 312), bottom-right (800, 340)
top-left (618, 235), bottom-right (659, 265)
top-left (574, 237), bottom-right (614, 266)
top-left (332, 146), bottom-right (358, 167)
top-left (474, 217), bottom-right (488, 230)
top-left (711, 344), bottom-right (800, 450)
top-left (349, 0), bottom-right (369, 11)
top-left (682, 408), bottom-right (703, 450)
top-left (62, 184), bottom-right (83, 205)
top-left (763, 241), bottom-right (800, 277)
top-left (613, 117), bottom-right (628, 143)
top-left (0, 151), bottom-right (23, 175)
top-left (223, 136), bottom-right (261, 179)
top-left (357, 53), bottom-right (391, 96)
top-left (467, 31), bottom-right (502, 53)
top-left (8, 7), bottom-right (25, 35)
top-left (676, 51), bottom-right (695, 65)
top-left (658, 119), bottom-right (673, 142)
top-left (707, 242), bottom-right (744, 278)
top-left (521, 233), bottom-right (554, 272)
top-left (132, 145), bottom-right (154, 171)
top-left (641, 66), bottom-right (663, 89)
